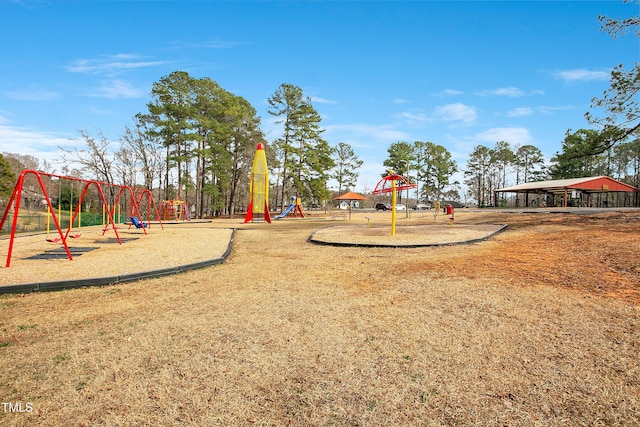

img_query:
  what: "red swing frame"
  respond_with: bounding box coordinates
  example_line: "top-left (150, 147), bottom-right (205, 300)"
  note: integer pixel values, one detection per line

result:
top-left (0, 169), bottom-right (163, 268)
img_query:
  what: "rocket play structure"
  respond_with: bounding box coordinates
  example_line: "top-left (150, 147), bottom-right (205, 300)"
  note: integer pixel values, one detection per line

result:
top-left (244, 142), bottom-right (271, 223)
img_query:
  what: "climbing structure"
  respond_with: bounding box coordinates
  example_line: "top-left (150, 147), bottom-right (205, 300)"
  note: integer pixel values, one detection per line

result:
top-left (160, 199), bottom-right (190, 221)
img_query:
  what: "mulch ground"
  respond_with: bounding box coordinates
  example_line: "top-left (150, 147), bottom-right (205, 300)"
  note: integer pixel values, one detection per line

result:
top-left (0, 222), bottom-right (233, 287)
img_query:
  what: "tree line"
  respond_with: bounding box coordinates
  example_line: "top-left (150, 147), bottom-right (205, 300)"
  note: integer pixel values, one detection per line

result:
top-left (380, 141), bottom-right (458, 204)
top-left (463, 130), bottom-right (640, 208)
top-left (0, 74), bottom-right (364, 217)
top-left (1, 1), bottom-right (639, 211)
top-left (464, 142), bottom-right (546, 207)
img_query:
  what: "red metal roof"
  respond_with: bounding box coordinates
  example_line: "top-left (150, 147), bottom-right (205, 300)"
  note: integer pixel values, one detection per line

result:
top-left (565, 176), bottom-right (637, 192)
top-left (496, 176), bottom-right (639, 194)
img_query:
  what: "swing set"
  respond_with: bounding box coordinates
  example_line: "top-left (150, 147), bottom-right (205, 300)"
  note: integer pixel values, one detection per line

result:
top-left (45, 178), bottom-right (82, 241)
top-left (0, 169), bottom-right (163, 268)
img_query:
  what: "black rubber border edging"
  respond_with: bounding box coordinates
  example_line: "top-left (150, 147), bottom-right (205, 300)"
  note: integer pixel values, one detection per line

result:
top-left (308, 223), bottom-right (508, 248)
top-left (0, 229), bottom-right (235, 295)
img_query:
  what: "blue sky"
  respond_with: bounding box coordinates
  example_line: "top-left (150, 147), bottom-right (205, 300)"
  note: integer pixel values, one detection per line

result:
top-left (1, 0), bottom-right (638, 192)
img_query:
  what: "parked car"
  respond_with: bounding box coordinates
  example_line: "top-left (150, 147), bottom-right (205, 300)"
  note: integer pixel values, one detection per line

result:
top-left (412, 204), bottom-right (430, 210)
top-left (375, 203), bottom-right (392, 211)
top-left (396, 204), bottom-right (407, 211)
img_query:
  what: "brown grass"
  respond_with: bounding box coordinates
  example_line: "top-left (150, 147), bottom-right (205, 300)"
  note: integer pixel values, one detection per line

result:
top-left (0, 210), bottom-right (639, 426)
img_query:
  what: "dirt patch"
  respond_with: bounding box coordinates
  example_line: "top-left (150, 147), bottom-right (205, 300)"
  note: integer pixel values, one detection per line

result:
top-left (394, 212), bottom-right (640, 304)
top-left (310, 223), bottom-right (505, 246)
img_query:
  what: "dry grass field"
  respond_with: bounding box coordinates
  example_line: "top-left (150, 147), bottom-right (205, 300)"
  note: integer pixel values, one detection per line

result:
top-left (0, 209), bottom-right (639, 426)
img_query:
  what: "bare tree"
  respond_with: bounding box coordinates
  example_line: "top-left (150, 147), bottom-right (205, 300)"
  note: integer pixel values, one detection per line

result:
top-left (114, 146), bottom-right (137, 188)
top-left (58, 130), bottom-right (116, 198)
top-left (121, 121), bottom-right (164, 190)
top-left (2, 153), bottom-right (41, 174)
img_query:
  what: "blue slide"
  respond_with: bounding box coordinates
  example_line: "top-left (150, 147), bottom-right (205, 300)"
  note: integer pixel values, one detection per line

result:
top-left (274, 203), bottom-right (296, 219)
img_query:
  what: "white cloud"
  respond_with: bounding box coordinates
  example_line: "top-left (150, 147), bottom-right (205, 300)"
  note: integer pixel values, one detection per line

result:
top-left (393, 111), bottom-right (429, 126)
top-left (478, 87), bottom-right (526, 97)
top-left (6, 88), bottom-right (59, 101)
top-left (67, 54), bottom-right (166, 75)
top-left (87, 80), bottom-right (145, 99)
top-left (316, 123), bottom-right (412, 192)
top-left (553, 69), bottom-right (610, 82)
top-left (433, 103), bottom-right (477, 126)
top-left (505, 105), bottom-right (573, 117)
top-left (537, 105), bottom-right (573, 114)
top-left (436, 89), bottom-right (463, 96)
top-left (324, 123), bottom-right (410, 142)
top-left (506, 107), bottom-right (533, 117)
top-left (0, 120), bottom-right (79, 165)
top-left (475, 127), bottom-right (533, 146)
top-left (310, 96), bottom-right (337, 104)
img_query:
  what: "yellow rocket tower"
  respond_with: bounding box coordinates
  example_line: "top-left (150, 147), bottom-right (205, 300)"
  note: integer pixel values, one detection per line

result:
top-left (244, 142), bottom-right (271, 223)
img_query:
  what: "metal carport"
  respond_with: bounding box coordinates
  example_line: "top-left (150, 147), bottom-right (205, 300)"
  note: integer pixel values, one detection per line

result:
top-left (495, 176), bottom-right (639, 208)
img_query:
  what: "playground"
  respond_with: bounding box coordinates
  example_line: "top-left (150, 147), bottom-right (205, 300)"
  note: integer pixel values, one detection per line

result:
top-left (0, 208), bottom-right (639, 426)
top-left (0, 223), bottom-right (233, 289)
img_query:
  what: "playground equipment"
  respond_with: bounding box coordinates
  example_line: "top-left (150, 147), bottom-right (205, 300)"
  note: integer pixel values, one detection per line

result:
top-left (0, 169), bottom-right (163, 267)
top-left (244, 142), bottom-right (271, 223)
top-left (44, 178), bottom-right (83, 239)
top-left (101, 203), bottom-right (121, 230)
top-left (100, 186), bottom-right (160, 237)
top-left (275, 197), bottom-right (305, 219)
top-left (130, 216), bottom-right (147, 229)
top-left (159, 199), bottom-right (190, 221)
top-left (372, 171), bottom-right (417, 236)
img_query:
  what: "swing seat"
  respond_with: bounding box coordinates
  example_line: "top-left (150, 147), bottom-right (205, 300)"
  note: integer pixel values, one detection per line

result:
top-left (69, 233), bottom-right (81, 238)
top-left (130, 216), bottom-right (147, 229)
top-left (46, 236), bottom-right (61, 243)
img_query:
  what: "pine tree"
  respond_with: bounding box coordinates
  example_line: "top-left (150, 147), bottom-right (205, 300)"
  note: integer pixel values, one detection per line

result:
top-left (332, 142), bottom-right (363, 194)
top-left (268, 83), bottom-right (333, 208)
top-left (514, 145), bottom-right (545, 183)
top-left (0, 153), bottom-right (16, 206)
top-left (464, 145), bottom-right (492, 206)
top-left (586, 1), bottom-right (640, 151)
top-left (145, 71), bottom-right (198, 201)
top-left (550, 129), bottom-right (608, 178)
